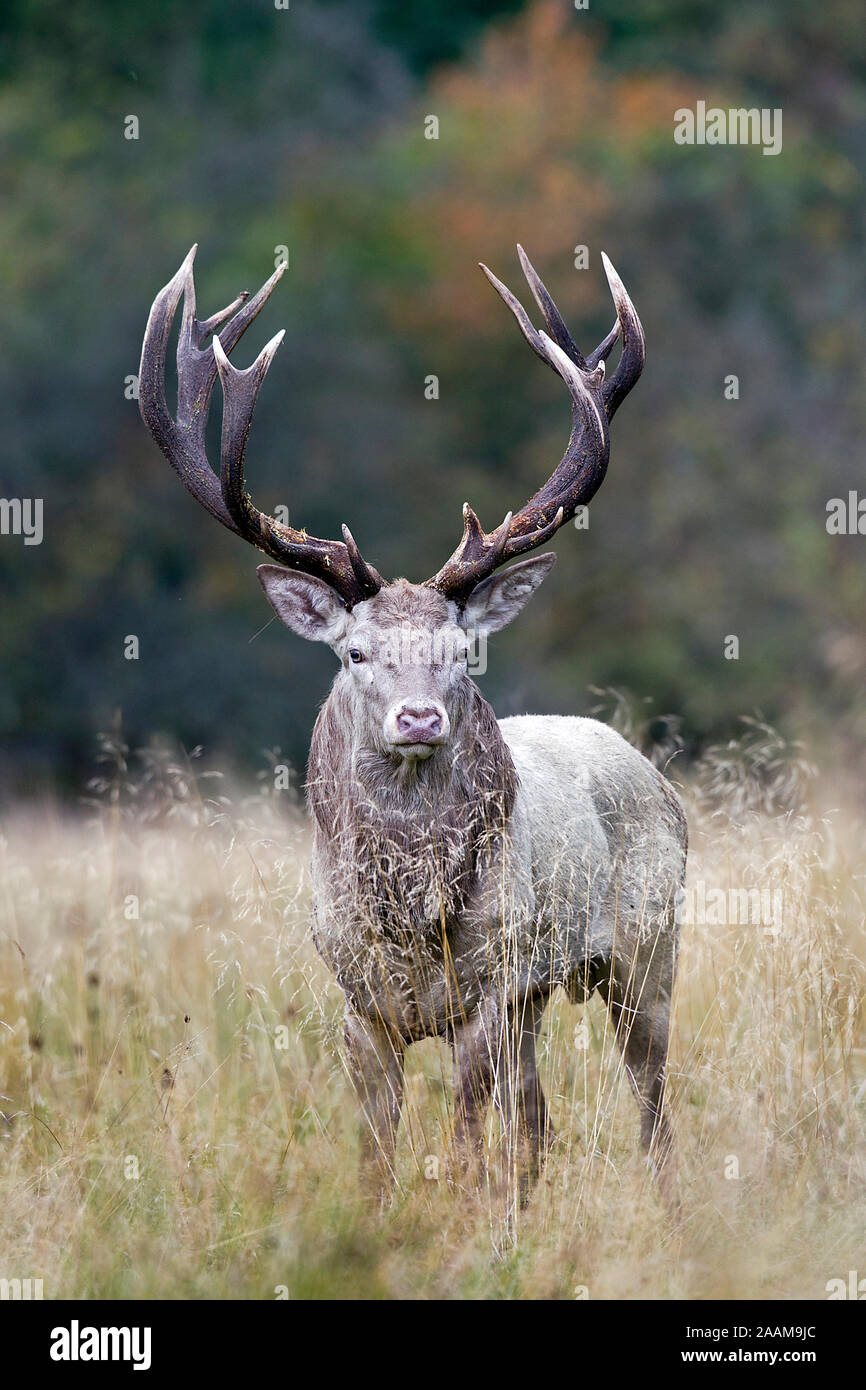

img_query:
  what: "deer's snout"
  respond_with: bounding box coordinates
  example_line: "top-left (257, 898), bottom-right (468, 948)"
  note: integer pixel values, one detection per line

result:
top-left (384, 701), bottom-right (450, 757)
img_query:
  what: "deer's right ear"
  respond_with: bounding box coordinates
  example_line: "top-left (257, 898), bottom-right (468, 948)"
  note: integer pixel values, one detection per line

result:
top-left (257, 566), bottom-right (349, 644)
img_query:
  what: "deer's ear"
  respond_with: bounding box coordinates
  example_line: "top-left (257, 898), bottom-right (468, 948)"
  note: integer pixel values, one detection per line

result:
top-left (257, 566), bottom-right (349, 644)
top-left (461, 553), bottom-right (556, 637)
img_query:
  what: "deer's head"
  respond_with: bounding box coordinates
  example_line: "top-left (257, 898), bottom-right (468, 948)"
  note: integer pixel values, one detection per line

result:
top-left (255, 561), bottom-right (554, 761)
top-left (139, 246), bottom-right (644, 763)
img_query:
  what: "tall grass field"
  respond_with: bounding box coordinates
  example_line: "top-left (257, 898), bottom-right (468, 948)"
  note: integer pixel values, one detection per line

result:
top-left (1, 720), bottom-right (864, 1300)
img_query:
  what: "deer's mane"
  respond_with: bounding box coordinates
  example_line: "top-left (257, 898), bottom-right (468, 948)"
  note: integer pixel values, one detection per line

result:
top-left (307, 678), bottom-right (518, 934)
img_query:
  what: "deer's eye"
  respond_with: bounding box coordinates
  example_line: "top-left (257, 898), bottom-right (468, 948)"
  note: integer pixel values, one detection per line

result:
top-left (349, 648), bottom-right (364, 664)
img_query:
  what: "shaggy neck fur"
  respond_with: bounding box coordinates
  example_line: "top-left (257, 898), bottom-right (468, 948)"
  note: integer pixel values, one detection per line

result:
top-left (307, 676), bottom-right (518, 934)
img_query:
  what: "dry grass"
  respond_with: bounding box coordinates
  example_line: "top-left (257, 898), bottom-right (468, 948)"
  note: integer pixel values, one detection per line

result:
top-left (0, 726), bottom-right (864, 1300)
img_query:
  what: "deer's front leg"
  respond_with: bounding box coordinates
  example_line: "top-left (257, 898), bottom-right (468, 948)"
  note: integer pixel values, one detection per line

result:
top-left (343, 1008), bottom-right (406, 1190)
top-left (451, 993), bottom-right (551, 1199)
top-left (452, 998), bottom-right (501, 1161)
top-left (496, 993), bottom-right (552, 1195)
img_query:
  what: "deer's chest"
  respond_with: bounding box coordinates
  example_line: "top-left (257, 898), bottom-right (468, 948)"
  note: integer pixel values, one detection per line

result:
top-left (309, 827), bottom-right (492, 1037)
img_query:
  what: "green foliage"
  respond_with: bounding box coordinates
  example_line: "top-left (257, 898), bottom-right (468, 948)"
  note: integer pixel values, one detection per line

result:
top-left (1, 0), bottom-right (864, 795)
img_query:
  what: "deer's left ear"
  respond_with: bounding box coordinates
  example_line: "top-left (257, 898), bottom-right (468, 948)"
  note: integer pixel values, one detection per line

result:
top-left (461, 552), bottom-right (556, 637)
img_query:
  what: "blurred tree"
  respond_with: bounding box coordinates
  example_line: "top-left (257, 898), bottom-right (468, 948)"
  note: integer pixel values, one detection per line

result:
top-left (1, 0), bottom-right (864, 798)
top-left (284, 0), bottom-right (866, 751)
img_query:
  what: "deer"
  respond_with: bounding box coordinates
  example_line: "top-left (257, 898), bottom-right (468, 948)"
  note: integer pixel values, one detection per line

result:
top-left (139, 244), bottom-right (687, 1206)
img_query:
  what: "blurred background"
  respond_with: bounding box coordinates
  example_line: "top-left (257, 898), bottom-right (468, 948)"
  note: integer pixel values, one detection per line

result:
top-left (1, 0), bottom-right (864, 800)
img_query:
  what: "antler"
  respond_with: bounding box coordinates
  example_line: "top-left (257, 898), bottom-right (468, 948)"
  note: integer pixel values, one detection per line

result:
top-left (426, 246), bottom-right (645, 606)
top-left (139, 246), bottom-right (383, 608)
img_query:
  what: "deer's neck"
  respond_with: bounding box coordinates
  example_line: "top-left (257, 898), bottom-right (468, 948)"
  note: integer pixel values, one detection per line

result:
top-left (306, 681), bottom-right (517, 928)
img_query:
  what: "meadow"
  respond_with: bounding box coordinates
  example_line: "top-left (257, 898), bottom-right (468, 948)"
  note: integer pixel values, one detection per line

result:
top-left (1, 721), bottom-right (864, 1300)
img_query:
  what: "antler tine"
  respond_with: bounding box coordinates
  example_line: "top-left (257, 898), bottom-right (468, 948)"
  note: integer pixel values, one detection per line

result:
top-left (599, 251), bottom-right (645, 419)
top-left (477, 261), bottom-right (551, 370)
top-left (424, 503), bottom-right (514, 605)
top-left (427, 247), bottom-right (643, 606)
top-left (516, 244), bottom-right (587, 369)
top-left (585, 318), bottom-right (620, 371)
top-left (139, 246), bottom-right (234, 531)
top-left (139, 248), bottom-right (383, 608)
top-left (211, 329), bottom-right (285, 538)
top-left (175, 254), bottom-right (286, 473)
top-left (342, 525), bottom-right (386, 593)
top-left (504, 331), bottom-right (609, 550)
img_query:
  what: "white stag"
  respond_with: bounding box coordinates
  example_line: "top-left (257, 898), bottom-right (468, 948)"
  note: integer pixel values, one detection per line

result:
top-left (140, 245), bottom-right (687, 1202)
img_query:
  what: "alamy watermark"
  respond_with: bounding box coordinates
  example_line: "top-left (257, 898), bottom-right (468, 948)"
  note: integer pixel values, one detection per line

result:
top-left (0, 1276), bottom-right (43, 1299)
top-left (676, 880), bottom-right (782, 931)
top-left (674, 102), bottom-right (782, 157)
top-left (355, 625), bottom-right (488, 676)
top-left (826, 1270), bottom-right (866, 1299)
top-left (826, 491), bottom-right (866, 534)
top-left (0, 497), bottom-right (43, 545)
top-left (50, 1320), bottom-right (151, 1370)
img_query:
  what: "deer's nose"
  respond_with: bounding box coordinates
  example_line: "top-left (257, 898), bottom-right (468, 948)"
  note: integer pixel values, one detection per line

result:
top-left (385, 701), bottom-right (450, 749)
top-left (396, 705), bottom-right (445, 741)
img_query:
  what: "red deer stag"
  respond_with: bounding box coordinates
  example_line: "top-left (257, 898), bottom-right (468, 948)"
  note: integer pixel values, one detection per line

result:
top-left (139, 245), bottom-right (687, 1204)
